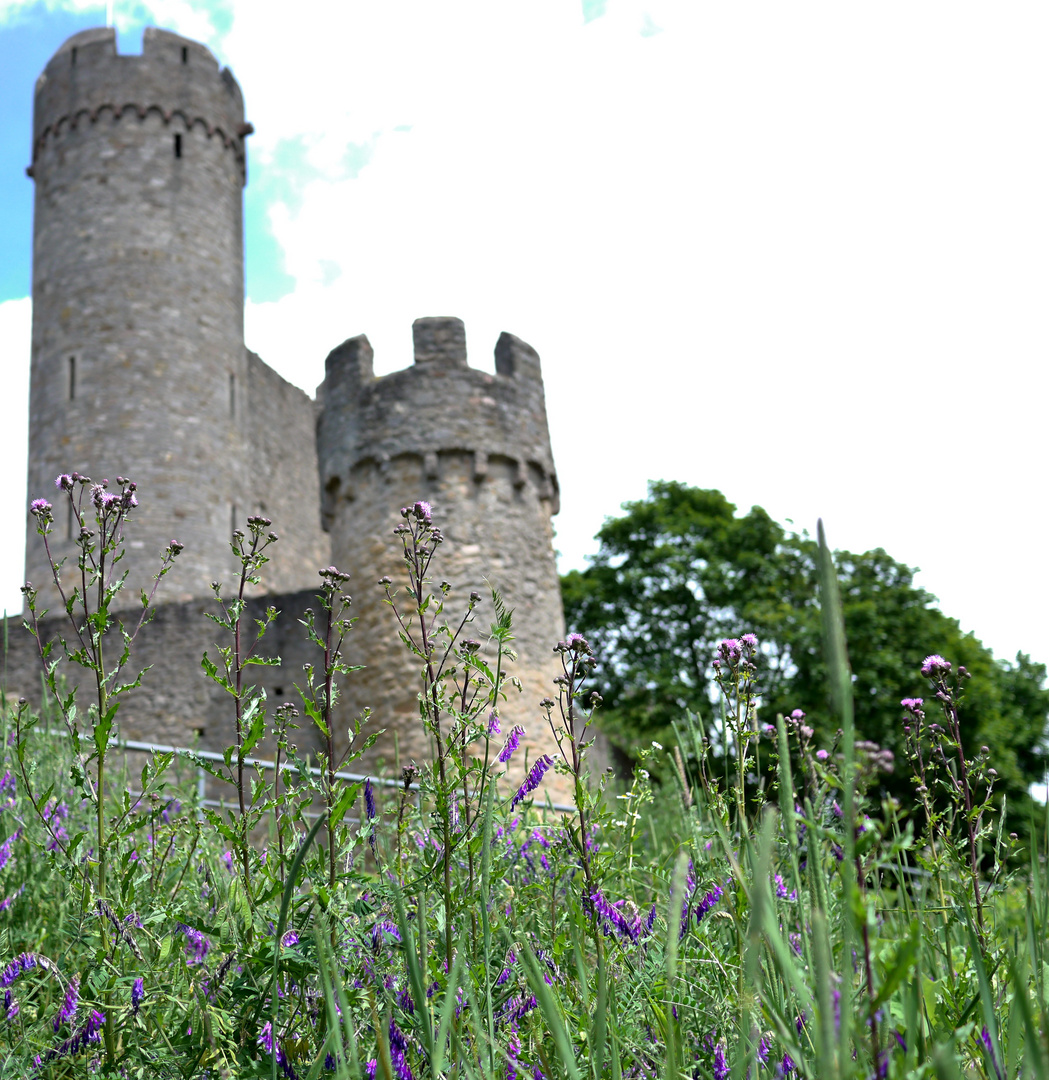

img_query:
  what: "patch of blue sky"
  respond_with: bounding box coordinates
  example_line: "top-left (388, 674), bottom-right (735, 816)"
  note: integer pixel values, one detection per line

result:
top-left (244, 133), bottom-right (377, 303)
top-left (0, 4), bottom-right (111, 301)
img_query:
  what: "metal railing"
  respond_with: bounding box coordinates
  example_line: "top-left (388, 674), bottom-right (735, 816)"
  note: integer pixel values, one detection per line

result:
top-left (114, 737), bottom-right (577, 817)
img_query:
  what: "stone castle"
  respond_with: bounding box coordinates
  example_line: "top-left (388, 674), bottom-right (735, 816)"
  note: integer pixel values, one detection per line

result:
top-left (9, 26), bottom-right (567, 785)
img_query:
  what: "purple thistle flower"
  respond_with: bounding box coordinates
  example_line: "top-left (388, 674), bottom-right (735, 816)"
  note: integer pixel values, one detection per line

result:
top-left (511, 755), bottom-right (553, 809)
top-left (413, 501), bottom-right (432, 524)
top-left (740, 633), bottom-right (758, 649)
top-left (30, 498), bottom-right (52, 516)
top-left (499, 725), bottom-right (526, 764)
top-left (365, 779), bottom-right (376, 821)
top-left (921, 655), bottom-right (951, 678)
top-left (54, 974), bottom-right (79, 1031)
top-left (55, 474), bottom-right (74, 490)
top-left (131, 977), bottom-right (144, 1014)
top-left (716, 639), bottom-right (742, 664)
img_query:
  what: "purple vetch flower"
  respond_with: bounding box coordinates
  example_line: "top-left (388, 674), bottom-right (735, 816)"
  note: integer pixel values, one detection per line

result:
top-left (220, 850), bottom-right (233, 872)
top-left (175, 923), bottom-right (211, 965)
top-left (981, 1027), bottom-right (1003, 1080)
top-left (259, 1021), bottom-right (274, 1054)
top-left (921, 655), bottom-right (951, 678)
top-left (365, 1061), bottom-right (378, 1080)
top-left (0, 831), bottom-right (18, 871)
top-left (713, 1044), bottom-right (730, 1080)
top-left (0, 952), bottom-right (36, 987)
top-left (161, 798), bottom-right (182, 824)
top-left (54, 974), bottom-right (79, 1031)
top-left (370, 920), bottom-right (402, 949)
top-left (389, 1019), bottom-right (414, 1080)
top-left (779, 1053), bottom-right (796, 1076)
top-left (774, 875), bottom-right (797, 902)
top-left (511, 755), bottom-right (554, 809)
top-left (131, 977), bottom-right (144, 1014)
top-left (695, 884), bottom-right (723, 924)
top-left (591, 890), bottom-right (641, 942)
top-left (281, 930), bottom-right (300, 948)
top-left (325, 1052), bottom-right (337, 1071)
top-left (488, 711), bottom-right (501, 736)
top-left (365, 779), bottom-right (376, 821)
top-left (4, 989), bottom-right (17, 1021)
top-left (499, 726), bottom-right (526, 765)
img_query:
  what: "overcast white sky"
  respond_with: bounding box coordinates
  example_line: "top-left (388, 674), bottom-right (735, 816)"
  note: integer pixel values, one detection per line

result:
top-left (1, 1), bottom-right (1047, 674)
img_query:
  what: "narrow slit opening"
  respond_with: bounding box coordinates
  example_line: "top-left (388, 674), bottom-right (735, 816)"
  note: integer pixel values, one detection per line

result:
top-left (71, 47), bottom-right (77, 66)
top-left (68, 356), bottom-right (76, 401)
top-left (229, 373), bottom-right (236, 417)
top-left (181, 46), bottom-right (188, 64)
top-left (174, 133), bottom-right (182, 159)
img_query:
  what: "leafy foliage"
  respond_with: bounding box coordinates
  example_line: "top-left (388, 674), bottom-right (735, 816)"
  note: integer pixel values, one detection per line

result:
top-left (562, 481), bottom-right (1049, 826)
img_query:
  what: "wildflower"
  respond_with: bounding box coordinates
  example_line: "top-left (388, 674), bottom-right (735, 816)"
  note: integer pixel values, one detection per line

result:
top-left (54, 974), bottom-right (79, 1031)
top-left (816, 749), bottom-right (829, 761)
top-left (55, 474), bottom-right (74, 490)
top-left (281, 930), bottom-right (300, 948)
top-left (921, 655), bottom-right (951, 678)
top-left (0, 831), bottom-right (17, 871)
top-left (29, 498), bottom-right (52, 517)
top-left (389, 1019), bottom-right (414, 1080)
top-left (413, 501), bottom-right (432, 523)
top-left (790, 709), bottom-right (805, 721)
top-left (499, 726), bottom-right (525, 764)
top-left (0, 953), bottom-right (35, 987)
top-left (716, 639), bottom-right (742, 664)
top-left (161, 798), bottom-right (182, 824)
top-left (259, 1021), bottom-right (274, 1054)
top-left (325, 1052), bottom-right (337, 1071)
top-left (131, 977), bottom-right (144, 1014)
top-left (695, 884), bottom-right (723, 923)
top-left (713, 1044), bottom-right (730, 1080)
top-left (740, 633), bottom-right (758, 649)
top-left (510, 755), bottom-right (553, 809)
top-left (175, 923), bottom-right (211, 965)
top-left (774, 875), bottom-right (797, 902)
top-left (779, 1053), bottom-right (796, 1076)
top-left (220, 850), bottom-right (233, 872)
top-left (981, 1027), bottom-right (1003, 1080)
top-left (591, 890), bottom-right (639, 941)
top-left (365, 1061), bottom-right (378, 1080)
top-left (370, 920), bottom-right (402, 949)
top-left (365, 779), bottom-right (376, 821)
top-left (488, 711), bottom-right (501, 735)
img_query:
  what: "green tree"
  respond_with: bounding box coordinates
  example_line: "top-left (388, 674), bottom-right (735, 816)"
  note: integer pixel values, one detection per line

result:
top-left (562, 481), bottom-right (1049, 827)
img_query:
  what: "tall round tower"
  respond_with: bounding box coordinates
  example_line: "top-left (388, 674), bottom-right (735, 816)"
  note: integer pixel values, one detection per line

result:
top-left (26, 27), bottom-right (254, 607)
top-left (316, 317), bottom-right (567, 793)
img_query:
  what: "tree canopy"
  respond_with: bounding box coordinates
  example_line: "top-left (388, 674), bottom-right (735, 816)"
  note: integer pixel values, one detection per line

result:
top-left (561, 481), bottom-right (1049, 824)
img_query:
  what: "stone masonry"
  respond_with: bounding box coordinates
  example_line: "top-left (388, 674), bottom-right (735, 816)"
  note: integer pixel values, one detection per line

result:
top-left (10, 27), bottom-right (571, 798)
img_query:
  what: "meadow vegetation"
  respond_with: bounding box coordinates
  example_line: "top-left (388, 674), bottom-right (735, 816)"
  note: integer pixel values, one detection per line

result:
top-left (0, 474), bottom-right (1045, 1080)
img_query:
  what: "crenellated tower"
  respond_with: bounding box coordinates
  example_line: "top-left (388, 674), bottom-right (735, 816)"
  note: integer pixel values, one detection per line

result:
top-left (25, 27), bottom-right (328, 608)
top-left (316, 317), bottom-right (566, 784)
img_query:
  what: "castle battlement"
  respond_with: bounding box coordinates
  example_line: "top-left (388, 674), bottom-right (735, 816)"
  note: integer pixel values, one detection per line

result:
top-left (317, 317), bottom-right (559, 529)
top-left (30, 28), bottom-right (249, 182)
